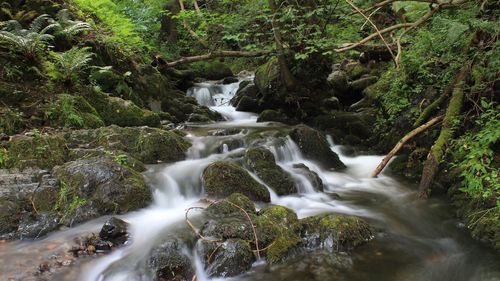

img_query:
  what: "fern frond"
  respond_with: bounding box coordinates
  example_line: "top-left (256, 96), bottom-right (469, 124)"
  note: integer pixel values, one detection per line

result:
top-left (62, 22), bottom-right (92, 35)
top-left (29, 14), bottom-right (51, 33)
top-left (1, 20), bottom-right (23, 32)
top-left (56, 9), bottom-right (72, 22)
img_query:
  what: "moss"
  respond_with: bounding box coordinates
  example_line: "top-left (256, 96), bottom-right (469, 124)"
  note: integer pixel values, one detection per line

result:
top-left (254, 57), bottom-right (280, 95)
top-left (245, 147), bottom-right (296, 195)
top-left (202, 161), bottom-right (270, 202)
top-left (206, 193), bottom-right (257, 217)
top-left (191, 61), bottom-right (233, 80)
top-left (299, 214), bottom-right (373, 251)
top-left (0, 198), bottom-right (22, 234)
top-left (134, 127), bottom-right (191, 163)
top-left (5, 134), bottom-right (68, 169)
top-left (289, 125), bottom-right (346, 170)
top-left (266, 235), bottom-right (302, 264)
top-left (257, 110), bottom-right (289, 123)
top-left (46, 94), bottom-right (104, 129)
top-left (85, 88), bottom-right (160, 127)
top-left (256, 205), bottom-right (301, 263)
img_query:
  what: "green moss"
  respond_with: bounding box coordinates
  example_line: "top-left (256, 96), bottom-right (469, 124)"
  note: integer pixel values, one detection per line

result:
top-left (134, 128), bottom-right (191, 163)
top-left (266, 235), bottom-right (302, 264)
top-left (5, 133), bottom-right (68, 169)
top-left (191, 61), bottom-right (233, 80)
top-left (245, 147), bottom-right (296, 195)
top-left (254, 57), bottom-right (280, 95)
top-left (46, 94), bottom-right (104, 129)
top-left (202, 161), bottom-right (270, 202)
top-left (206, 193), bottom-right (257, 217)
top-left (299, 214), bottom-right (373, 251)
top-left (85, 88), bottom-right (160, 127)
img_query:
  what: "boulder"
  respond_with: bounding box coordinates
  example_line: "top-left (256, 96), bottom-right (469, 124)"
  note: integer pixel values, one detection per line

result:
top-left (53, 157), bottom-right (151, 221)
top-left (99, 217), bottom-right (129, 245)
top-left (289, 125), bottom-right (345, 170)
top-left (236, 96), bottom-right (260, 112)
top-left (191, 61), bottom-right (233, 80)
top-left (231, 82), bottom-right (260, 106)
top-left (254, 57), bottom-right (281, 96)
top-left (222, 76), bottom-right (239, 84)
top-left (256, 109), bottom-right (289, 123)
top-left (299, 214), bottom-right (373, 252)
top-left (197, 239), bottom-right (255, 278)
top-left (350, 76), bottom-right (378, 92)
top-left (245, 147), bottom-right (296, 195)
top-left (202, 161), bottom-right (270, 202)
top-left (205, 193), bottom-right (256, 217)
top-left (292, 163), bottom-right (324, 192)
top-left (327, 70), bottom-right (349, 94)
top-left (4, 134), bottom-right (68, 169)
top-left (148, 239), bottom-right (194, 281)
top-left (313, 111), bottom-right (373, 140)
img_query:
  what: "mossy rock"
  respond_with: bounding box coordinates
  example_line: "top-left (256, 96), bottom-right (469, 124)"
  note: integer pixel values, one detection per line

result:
top-left (198, 239), bottom-right (255, 278)
top-left (202, 161), bottom-right (270, 202)
top-left (256, 110), bottom-right (289, 123)
top-left (85, 88), bottom-right (160, 127)
top-left (256, 205), bottom-right (301, 263)
top-left (148, 239), bottom-right (194, 281)
top-left (134, 127), bottom-right (191, 163)
top-left (245, 147), bottom-right (296, 195)
top-left (191, 61), bottom-right (233, 80)
top-left (289, 125), bottom-right (345, 170)
top-left (5, 134), bottom-right (68, 169)
top-left (53, 157), bottom-right (151, 221)
top-left (206, 193), bottom-right (256, 217)
top-left (236, 96), bottom-right (260, 112)
top-left (299, 214), bottom-right (373, 252)
top-left (254, 57), bottom-right (280, 95)
top-left (46, 94), bottom-right (104, 129)
top-left (0, 198), bottom-right (22, 235)
top-left (292, 163), bottom-right (324, 192)
top-left (313, 110), bottom-right (373, 140)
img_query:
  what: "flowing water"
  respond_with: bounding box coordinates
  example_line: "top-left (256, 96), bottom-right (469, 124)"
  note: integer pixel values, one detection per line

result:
top-left (1, 78), bottom-right (499, 281)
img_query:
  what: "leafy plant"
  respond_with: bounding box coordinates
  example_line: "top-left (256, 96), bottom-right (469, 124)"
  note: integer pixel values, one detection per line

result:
top-left (0, 14), bottom-right (55, 62)
top-left (114, 154), bottom-right (128, 166)
top-left (48, 46), bottom-right (94, 85)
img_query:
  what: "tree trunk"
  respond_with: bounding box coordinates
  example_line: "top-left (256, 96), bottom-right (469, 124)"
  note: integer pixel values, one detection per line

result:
top-left (418, 65), bottom-right (470, 198)
top-left (268, 0), bottom-right (296, 89)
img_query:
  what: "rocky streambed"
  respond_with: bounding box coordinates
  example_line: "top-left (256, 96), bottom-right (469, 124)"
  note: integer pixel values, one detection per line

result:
top-left (1, 79), bottom-right (499, 281)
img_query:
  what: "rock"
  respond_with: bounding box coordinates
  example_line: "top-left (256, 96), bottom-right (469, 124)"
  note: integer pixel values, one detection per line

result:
top-left (256, 205), bottom-right (301, 263)
top-left (327, 70), bottom-right (349, 94)
top-left (187, 113), bottom-right (213, 123)
top-left (245, 147), bottom-right (296, 195)
top-left (222, 76), bottom-right (239, 84)
top-left (323, 97), bottom-right (340, 110)
top-left (0, 198), bottom-right (22, 237)
top-left (299, 214), bottom-right (373, 252)
top-left (198, 239), bottom-right (255, 278)
top-left (4, 134), bottom-right (68, 169)
top-left (236, 96), bottom-right (260, 112)
top-left (345, 62), bottom-right (369, 80)
top-left (85, 88), bottom-right (160, 127)
top-left (292, 163), bottom-right (323, 192)
top-left (205, 193), bottom-right (256, 217)
top-left (231, 82), bottom-right (260, 106)
top-left (53, 157), bottom-right (151, 223)
top-left (254, 57), bottom-right (281, 96)
top-left (350, 76), bottom-right (378, 92)
top-left (256, 110), bottom-right (289, 123)
top-left (99, 217), bottom-right (129, 245)
top-left (289, 125), bottom-right (345, 170)
top-left (191, 61), bottom-right (233, 80)
top-left (48, 94), bottom-right (105, 129)
top-left (17, 213), bottom-right (60, 239)
top-left (148, 239), bottom-right (194, 281)
top-left (313, 111), bottom-right (373, 140)
top-left (202, 161), bottom-right (270, 202)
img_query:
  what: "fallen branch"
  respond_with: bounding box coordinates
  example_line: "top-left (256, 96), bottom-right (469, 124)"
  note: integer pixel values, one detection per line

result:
top-left (418, 64), bottom-right (470, 198)
top-left (165, 50), bottom-right (274, 67)
top-left (344, 0), bottom-right (397, 67)
top-left (371, 115), bottom-right (444, 177)
top-left (334, 23), bottom-right (413, 52)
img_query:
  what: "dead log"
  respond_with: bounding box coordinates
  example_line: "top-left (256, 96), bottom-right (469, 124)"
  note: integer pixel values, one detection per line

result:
top-left (371, 115), bottom-right (444, 178)
top-left (165, 50), bottom-right (274, 67)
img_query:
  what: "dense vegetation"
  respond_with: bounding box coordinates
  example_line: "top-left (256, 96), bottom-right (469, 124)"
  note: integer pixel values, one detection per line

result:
top-left (0, 0), bottom-right (498, 256)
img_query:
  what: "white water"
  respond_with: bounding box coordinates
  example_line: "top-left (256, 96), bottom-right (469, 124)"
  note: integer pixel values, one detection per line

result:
top-left (3, 79), bottom-right (499, 281)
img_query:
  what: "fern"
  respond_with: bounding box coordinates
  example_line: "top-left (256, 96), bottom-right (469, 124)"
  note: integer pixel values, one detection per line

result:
top-left (49, 46), bottom-right (94, 85)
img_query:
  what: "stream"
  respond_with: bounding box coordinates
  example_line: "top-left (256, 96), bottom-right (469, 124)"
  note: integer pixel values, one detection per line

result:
top-left (1, 78), bottom-right (499, 281)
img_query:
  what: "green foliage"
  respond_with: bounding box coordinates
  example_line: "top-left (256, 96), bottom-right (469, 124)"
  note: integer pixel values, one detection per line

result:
top-left (48, 46), bottom-right (94, 85)
top-left (114, 153), bottom-right (128, 166)
top-left (0, 107), bottom-right (25, 134)
top-left (0, 14), bottom-right (55, 62)
top-left (71, 0), bottom-right (147, 49)
top-left (55, 181), bottom-right (87, 217)
top-left (45, 94), bottom-right (104, 129)
top-left (0, 147), bottom-right (8, 168)
top-left (452, 101), bottom-right (500, 203)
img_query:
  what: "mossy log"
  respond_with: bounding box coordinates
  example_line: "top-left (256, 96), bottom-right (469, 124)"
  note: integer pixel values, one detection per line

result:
top-left (418, 65), bottom-right (470, 198)
top-left (413, 92), bottom-right (449, 128)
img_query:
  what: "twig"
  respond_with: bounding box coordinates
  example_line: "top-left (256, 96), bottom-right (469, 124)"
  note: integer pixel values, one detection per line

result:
top-left (207, 244), bottom-right (223, 264)
top-left (185, 206), bottom-right (208, 240)
top-left (344, 0), bottom-right (397, 67)
top-left (334, 23), bottom-right (413, 52)
top-left (371, 115), bottom-right (444, 177)
top-left (361, 7), bottom-right (382, 30)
